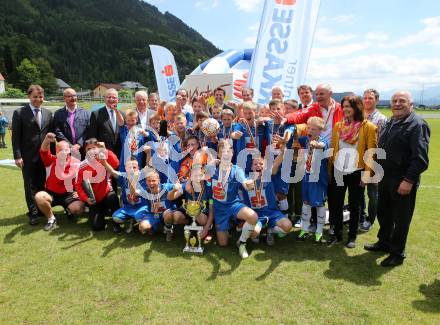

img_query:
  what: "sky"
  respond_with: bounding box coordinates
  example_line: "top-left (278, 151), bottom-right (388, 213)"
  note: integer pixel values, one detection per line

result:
top-left (144, 0), bottom-right (440, 97)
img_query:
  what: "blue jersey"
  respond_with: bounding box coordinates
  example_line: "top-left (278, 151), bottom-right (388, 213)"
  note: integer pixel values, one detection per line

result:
top-left (271, 123), bottom-right (296, 150)
top-left (238, 120), bottom-right (270, 153)
top-left (243, 177), bottom-right (279, 211)
top-left (145, 131), bottom-right (178, 183)
top-left (189, 128), bottom-right (217, 152)
top-left (167, 132), bottom-right (186, 179)
top-left (210, 164), bottom-right (246, 206)
top-left (298, 135), bottom-right (329, 187)
top-left (119, 125), bottom-right (146, 171)
top-left (184, 112), bottom-right (194, 128)
top-left (142, 183), bottom-right (175, 214)
top-left (118, 172), bottom-right (147, 207)
top-left (0, 116), bottom-right (8, 134)
top-left (237, 120), bottom-right (271, 172)
top-left (218, 122), bottom-right (245, 163)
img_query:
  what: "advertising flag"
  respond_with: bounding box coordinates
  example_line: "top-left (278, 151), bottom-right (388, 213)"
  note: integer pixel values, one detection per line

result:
top-left (149, 45), bottom-right (181, 102)
top-left (247, 0), bottom-right (321, 104)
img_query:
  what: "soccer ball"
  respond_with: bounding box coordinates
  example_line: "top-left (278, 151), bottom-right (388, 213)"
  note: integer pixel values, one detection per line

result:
top-left (201, 118), bottom-right (220, 137)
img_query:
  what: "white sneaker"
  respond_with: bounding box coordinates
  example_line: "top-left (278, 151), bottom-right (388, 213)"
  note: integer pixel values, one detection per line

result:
top-left (237, 241), bottom-right (249, 259)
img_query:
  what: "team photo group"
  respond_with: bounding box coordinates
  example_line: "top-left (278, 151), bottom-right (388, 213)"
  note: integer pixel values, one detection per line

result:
top-left (11, 83), bottom-right (430, 267)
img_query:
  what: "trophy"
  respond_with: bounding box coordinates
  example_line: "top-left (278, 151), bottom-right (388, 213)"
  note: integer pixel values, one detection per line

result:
top-left (182, 199), bottom-right (205, 254)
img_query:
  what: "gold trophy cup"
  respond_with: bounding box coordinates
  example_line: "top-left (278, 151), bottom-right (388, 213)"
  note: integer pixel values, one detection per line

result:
top-left (182, 200), bottom-right (205, 254)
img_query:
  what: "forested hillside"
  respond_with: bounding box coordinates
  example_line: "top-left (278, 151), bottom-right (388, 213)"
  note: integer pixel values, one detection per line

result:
top-left (0, 0), bottom-right (220, 91)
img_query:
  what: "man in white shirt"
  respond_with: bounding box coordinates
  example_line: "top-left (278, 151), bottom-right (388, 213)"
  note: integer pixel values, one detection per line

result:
top-left (177, 88), bottom-right (193, 114)
top-left (134, 90), bottom-right (155, 130)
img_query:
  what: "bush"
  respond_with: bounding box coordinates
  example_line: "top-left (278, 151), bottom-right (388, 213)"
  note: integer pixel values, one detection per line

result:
top-left (0, 86), bottom-right (26, 98)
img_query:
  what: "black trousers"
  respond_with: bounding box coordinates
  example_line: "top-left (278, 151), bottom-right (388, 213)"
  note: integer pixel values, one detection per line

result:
top-left (89, 191), bottom-right (120, 231)
top-left (287, 180), bottom-right (302, 217)
top-left (377, 176), bottom-right (417, 257)
top-left (22, 159), bottom-right (46, 217)
top-left (331, 170), bottom-right (363, 240)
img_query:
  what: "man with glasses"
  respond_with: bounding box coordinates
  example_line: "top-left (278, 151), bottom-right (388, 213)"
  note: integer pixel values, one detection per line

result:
top-left (53, 88), bottom-right (90, 154)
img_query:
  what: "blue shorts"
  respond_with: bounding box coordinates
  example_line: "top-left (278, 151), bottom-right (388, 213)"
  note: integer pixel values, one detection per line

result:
top-left (256, 209), bottom-right (285, 228)
top-left (272, 172), bottom-right (289, 195)
top-left (302, 173), bottom-right (327, 207)
top-left (112, 204), bottom-right (146, 222)
top-left (140, 213), bottom-right (163, 231)
top-left (214, 201), bottom-right (246, 232)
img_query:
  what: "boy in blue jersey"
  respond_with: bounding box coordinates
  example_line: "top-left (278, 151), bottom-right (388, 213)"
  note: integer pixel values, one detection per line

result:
top-left (243, 156), bottom-right (293, 245)
top-left (114, 109), bottom-right (147, 171)
top-left (267, 99), bottom-right (296, 214)
top-left (189, 111), bottom-right (217, 151)
top-left (208, 139), bottom-right (258, 259)
top-left (139, 169), bottom-right (176, 235)
top-left (101, 157), bottom-right (147, 233)
top-left (217, 109), bottom-right (244, 164)
top-left (144, 113), bottom-right (176, 184)
top-left (296, 117), bottom-right (329, 243)
top-left (167, 163), bottom-right (214, 242)
top-left (238, 102), bottom-right (271, 173)
top-left (102, 157), bottom-right (174, 235)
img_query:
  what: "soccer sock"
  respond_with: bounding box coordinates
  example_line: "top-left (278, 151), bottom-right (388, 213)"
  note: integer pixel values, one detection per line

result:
top-left (48, 215), bottom-right (56, 223)
top-left (316, 206), bottom-right (326, 235)
top-left (239, 222), bottom-right (255, 243)
top-left (278, 198), bottom-right (288, 211)
top-left (301, 204), bottom-right (311, 232)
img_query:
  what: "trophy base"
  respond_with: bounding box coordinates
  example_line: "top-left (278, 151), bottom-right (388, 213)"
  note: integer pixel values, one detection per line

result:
top-left (183, 246), bottom-right (204, 255)
top-left (183, 224), bottom-right (204, 255)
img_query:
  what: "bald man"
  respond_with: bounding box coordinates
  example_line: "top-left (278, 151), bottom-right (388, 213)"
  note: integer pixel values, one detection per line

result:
top-left (53, 88), bottom-right (90, 151)
top-left (364, 91), bottom-right (430, 267)
top-left (284, 84), bottom-right (343, 142)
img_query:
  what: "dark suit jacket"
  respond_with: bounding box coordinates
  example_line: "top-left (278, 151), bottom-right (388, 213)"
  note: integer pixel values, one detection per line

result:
top-left (12, 104), bottom-right (53, 162)
top-left (53, 106), bottom-right (90, 147)
top-left (88, 106), bottom-right (124, 157)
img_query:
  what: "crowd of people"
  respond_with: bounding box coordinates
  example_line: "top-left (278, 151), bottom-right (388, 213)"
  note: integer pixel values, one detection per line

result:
top-left (10, 83), bottom-right (430, 266)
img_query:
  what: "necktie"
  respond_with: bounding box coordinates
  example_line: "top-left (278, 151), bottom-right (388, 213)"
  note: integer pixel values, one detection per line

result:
top-left (68, 110), bottom-right (76, 144)
top-left (34, 108), bottom-right (41, 128)
top-left (109, 109), bottom-right (116, 131)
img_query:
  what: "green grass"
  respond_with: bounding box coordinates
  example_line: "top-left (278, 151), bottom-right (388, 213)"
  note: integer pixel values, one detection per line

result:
top-left (0, 120), bottom-right (439, 324)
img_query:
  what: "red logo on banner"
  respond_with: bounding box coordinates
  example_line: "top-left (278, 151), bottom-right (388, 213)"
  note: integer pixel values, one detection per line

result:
top-left (275, 0), bottom-right (296, 5)
top-left (162, 65), bottom-right (174, 77)
top-left (233, 72), bottom-right (249, 99)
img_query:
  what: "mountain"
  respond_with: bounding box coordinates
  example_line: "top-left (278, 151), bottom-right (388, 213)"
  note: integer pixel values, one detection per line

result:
top-left (380, 85), bottom-right (440, 106)
top-left (0, 0), bottom-right (220, 90)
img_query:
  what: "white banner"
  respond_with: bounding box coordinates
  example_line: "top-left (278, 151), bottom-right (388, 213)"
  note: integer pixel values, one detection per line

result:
top-left (149, 45), bottom-right (181, 102)
top-left (247, 0), bottom-right (321, 105)
top-left (185, 73), bottom-right (233, 104)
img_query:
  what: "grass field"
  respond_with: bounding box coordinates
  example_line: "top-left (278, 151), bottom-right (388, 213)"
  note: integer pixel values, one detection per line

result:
top-left (0, 115), bottom-right (439, 324)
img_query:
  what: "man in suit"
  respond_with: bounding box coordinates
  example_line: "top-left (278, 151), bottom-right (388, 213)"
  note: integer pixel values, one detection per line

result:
top-left (214, 87), bottom-right (233, 111)
top-left (88, 88), bottom-right (123, 157)
top-left (297, 84), bottom-right (314, 109)
top-left (12, 84), bottom-right (53, 225)
top-left (134, 90), bottom-right (155, 130)
top-left (53, 88), bottom-right (90, 154)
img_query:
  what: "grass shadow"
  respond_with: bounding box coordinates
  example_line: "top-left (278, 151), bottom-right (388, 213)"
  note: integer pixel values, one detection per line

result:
top-left (323, 249), bottom-right (391, 286)
top-left (412, 279), bottom-right (440, 313)
top-left (2, 214), bottom-right (41, 244)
